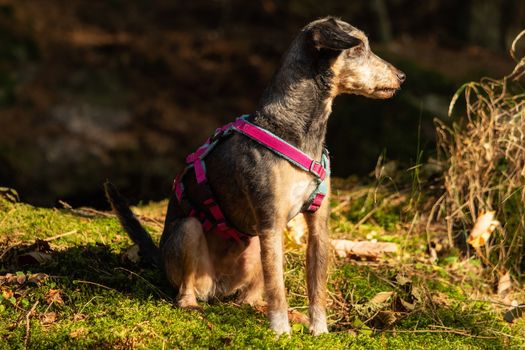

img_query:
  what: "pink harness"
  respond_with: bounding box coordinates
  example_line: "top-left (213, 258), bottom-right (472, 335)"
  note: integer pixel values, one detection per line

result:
top-left (172, 115), bottom-right (330, 243)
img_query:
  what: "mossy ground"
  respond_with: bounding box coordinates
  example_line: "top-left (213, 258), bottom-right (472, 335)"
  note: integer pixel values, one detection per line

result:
top-left (0, 183), bottom-right (524, 349)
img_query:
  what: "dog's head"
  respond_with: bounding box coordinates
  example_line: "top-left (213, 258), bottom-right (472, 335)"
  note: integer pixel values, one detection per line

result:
top-left (304, 17), bottom-right (405, 99)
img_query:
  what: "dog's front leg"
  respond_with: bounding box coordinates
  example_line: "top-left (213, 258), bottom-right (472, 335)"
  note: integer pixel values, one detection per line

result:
top-left (303, 180), bottom-right (330, 335)
top-left (259, 227), bottom-right (290, 335)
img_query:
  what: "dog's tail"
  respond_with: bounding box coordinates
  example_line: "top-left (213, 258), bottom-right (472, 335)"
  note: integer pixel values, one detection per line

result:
top-left (104, 181), bottom-right (160, 266)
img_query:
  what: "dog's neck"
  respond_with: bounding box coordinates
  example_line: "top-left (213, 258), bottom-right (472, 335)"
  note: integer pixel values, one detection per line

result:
top-left (253, 37), bottom-right (336, 160)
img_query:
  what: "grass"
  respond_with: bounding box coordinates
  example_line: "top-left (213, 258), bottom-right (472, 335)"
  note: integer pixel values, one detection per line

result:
top-left (1, 183), bottom-right (524, 349)
top-left (436, 30), bottom-right (525, 279)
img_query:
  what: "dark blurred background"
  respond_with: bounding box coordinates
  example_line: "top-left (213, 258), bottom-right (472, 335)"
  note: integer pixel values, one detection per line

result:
top-left (0, 0), bottom-right (523, 208)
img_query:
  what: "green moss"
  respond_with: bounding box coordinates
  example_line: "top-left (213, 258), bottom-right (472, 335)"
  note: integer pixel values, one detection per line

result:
top-left (1, 193), bottom-right (524, 349)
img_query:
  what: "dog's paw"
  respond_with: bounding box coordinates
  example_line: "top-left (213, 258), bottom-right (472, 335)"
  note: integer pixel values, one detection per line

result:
top-left (309, 305), bottom-right (328, 335)
top-left (177, 294), bottom-right (202, 311)
top-left (309, 323), bottom-right (328, 336)
top-left (269, 310), bottom-right (291, 336)
top-left (238, 295), bottom-right (266, 307)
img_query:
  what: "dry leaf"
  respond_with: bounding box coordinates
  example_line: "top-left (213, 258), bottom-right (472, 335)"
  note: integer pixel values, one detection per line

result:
top-left (254, 305), bottom-right (309, 326)
top-left (40, 312), bottom-right (57, 327)
top-left (497, 271), bottom-right (512, 296)
top-left (395, 274), bottom-right (411, 287)
top-left (27, 273), bottom-right (49, 285)
top-left (410, 287), bottom-right (423, 303)
top-left (331, 239), bottom-right (398, 259)
top-left (467, 211), bottom-right (500, 248)
top-left (18, 252), bottom-right (53, 265)
top-left (122, 244), bottom-right (141, 264)
top-left (73, 313), bottom-right (87, 321)
top-left (45, 289), bottom-right (64, 305)
top-left (1, 288), bottom-right (14, 300)
top-left (377, 310), bottom-right (398, 327)
top-left (0, 273), bottom-right (18, 285)
top-left (400, 298), bottom-right (416, 311)
top-left (288, 309), bottom-right (309, 326)
top-left (369, 291), bottom-right (394, 305)
top-left (16, 274), bottom-right (26, 285)
top-left (504, 304), bottom-right (525, 323)
top-left (69, 327), bottom-right (88, 338)
top-left (431, 292), bottom-right (452, 307)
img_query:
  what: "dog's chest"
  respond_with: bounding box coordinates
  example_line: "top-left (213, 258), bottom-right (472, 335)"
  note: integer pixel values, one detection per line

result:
top-left (273, 162), bottom-right (317, 220)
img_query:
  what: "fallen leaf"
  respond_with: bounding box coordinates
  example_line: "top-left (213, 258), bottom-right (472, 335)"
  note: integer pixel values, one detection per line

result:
top-left (288, 309), bottom-right (309, 326)
top-left (410, 286), bottom-right (423, 303)
top-left (395, 274), bottom-right (411, 287)
top-left (18, 252), bottom-right (53, 265)
top-left (254, 305), bottom-right (309, 326)
top-left (1, 273), bottom-right (18, 284)
top-left (497, 271), bottom-right (512, 296)
top-left (16, 274), bottom-right (26, 285)
top-left (73, 313), bottom-right (87, 321)
top-left (376, 310), bottom-right (398, 327)
top-left (40, 312), bottom-right (57, 327)
top-left (331, 239), bottom-right (398, 259)
top-left (369, 291), bottom-right (394, 305)
top-left (431, 292), bottom-right (452, 307)
top-left (504, 304), bottom-right (524, 323)
top-left (1, 288), bottom-right (14, 300)
top-left (467, 211), bottom-right (500, 248)
top-left (27, 273), bottom-right (49, 285)
top-left (399, 298), bottom-right (416, 311)
top-left (45, 289), bottom-right (64, 305)
top-left (122, 244), bottom-right (141, 264)
top-left (69, 327), bottom-right (88, 338)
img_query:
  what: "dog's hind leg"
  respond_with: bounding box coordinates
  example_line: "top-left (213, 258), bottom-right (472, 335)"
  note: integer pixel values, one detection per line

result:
top-left (161, 217), bottom-right (215, 309)
top-left (303, 180), bottom-right (330, 335)
top-left (236, 238), bottom-right (264, 306)
top-left (259, 225), bottom-right (291, 335)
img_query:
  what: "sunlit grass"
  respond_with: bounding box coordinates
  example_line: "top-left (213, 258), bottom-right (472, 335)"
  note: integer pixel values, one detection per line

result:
top-left (1, 188), bottom-right (524, 349)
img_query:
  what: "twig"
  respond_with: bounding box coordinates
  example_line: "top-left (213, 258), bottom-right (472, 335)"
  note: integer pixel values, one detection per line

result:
top-left (114, 267), bottom-right (172, 300)
top-left (77, 296), bottom-right (101, 315)
top-left (353, 192), bottom-right (403, 229)
top-left (44, 230), bottom-right (78, 242)
top-left (75, 207), bottom-right (113, 218)
top-left (58, 200), bottom-right (72, 209)
top-left (487, 328), bottom-right (525, 341)
top-left (380, 327), bottom-right (497, 339)
top-left (73, 280), bottom-right (117, 292)
top-left (136, 215), bottom-right (164, 228)
top-left (354, 205), bottom-right (382, 228)
top-left (24, 300), bottom-right (39, 349)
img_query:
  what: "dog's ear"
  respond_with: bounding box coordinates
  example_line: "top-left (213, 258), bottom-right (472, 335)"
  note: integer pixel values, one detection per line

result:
top-left (311, 18), bottom-right (361, 51)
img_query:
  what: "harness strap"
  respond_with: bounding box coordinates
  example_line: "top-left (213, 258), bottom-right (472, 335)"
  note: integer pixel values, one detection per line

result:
top-left (172, 115), bottom-right (330, 242)
top-left (201, 196), bottom-right (243, 243)
top-left (232, 118), bottom-right (327, 181)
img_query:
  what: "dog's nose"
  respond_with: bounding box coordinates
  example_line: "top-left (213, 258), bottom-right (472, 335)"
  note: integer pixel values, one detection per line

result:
top-left (397, 71), bottom-right (406, 83)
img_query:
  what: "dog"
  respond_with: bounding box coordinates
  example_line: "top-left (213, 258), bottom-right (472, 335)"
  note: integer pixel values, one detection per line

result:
top-left (105, 17), bottom-right (405, 336)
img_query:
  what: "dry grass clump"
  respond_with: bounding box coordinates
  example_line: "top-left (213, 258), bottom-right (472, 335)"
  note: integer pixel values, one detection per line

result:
top-left (436, 30), bottom-right (525, 279)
